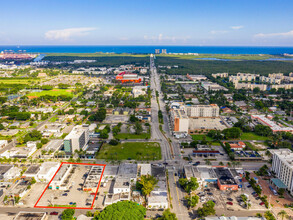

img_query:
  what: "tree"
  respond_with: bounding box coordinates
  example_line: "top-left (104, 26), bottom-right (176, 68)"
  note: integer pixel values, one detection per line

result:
top-left (137, 174), bottom-right (158, 197)
top-left (178, 177), bottom-right (199, 193)
top-left (157, 209), bottom-right (178, 220)
top-left (264, 211), bottom-right (276, 220)
top-left (186, 195), bottom-right (199, 208)
top-left (0, 124), bottom-right (4, 130)
top-left (129, 114), bottom-right (139, 122)
top-left (197, 200), bottom-right (216, 217)
top-left (278, 210), bottom-right (288, 220)
top-left (99, 130), bottom-right (109, 139)
top-left (222, 127), bottom-right (242, 139)
top-left (254, 125), bottom-right (272, 137)
top-left (23, 130), bottom-right (42, 143)
top-left (95, 108), bottom-right (107, 122)
top-left (278, 188), bottom-right (285, 197)
top-left (134, 121), bottom-right (143, 135)
top-left (109, 139), bottom-right (119, 145)
top-left (61, 209), bottom-right (75, 220)
top-left (94, 201), bottom-right (146, 220)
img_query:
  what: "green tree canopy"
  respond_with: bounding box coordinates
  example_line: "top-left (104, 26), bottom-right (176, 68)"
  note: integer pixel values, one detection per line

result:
top-left (178, 177), bottom-right (199, 193)
top-left (94, 201), bottom-right (146, 220)
top-left (157, 209), bottom-right (178, 220)
top-left (197, 200), bottom-right (216, 217)
top-left (61, 209), bottom-right (75, 220)
top-left (137, 174), bottom-right (158, 196)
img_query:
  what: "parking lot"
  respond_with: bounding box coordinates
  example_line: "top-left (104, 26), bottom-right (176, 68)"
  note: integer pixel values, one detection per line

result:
top-left (35, 165), bottom-right (103, 208)
top-left (195, 182), bottom-right (267, 213)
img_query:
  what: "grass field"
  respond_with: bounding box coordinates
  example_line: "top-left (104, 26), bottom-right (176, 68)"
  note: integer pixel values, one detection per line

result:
top-left (0, 78), bottom-right (40, 84)
top-left (114, 132), bottom-right (151, 140)
top-left (191, 135), bottom-right (221, 146)
top-left (240, 132), bottom-right (269, 141)
top-left (27, 89), bottom-right (74, 97)
top-left (96, 142), bottom-right (161, 161)
top-left (191, 135), bottom-right (213, 141)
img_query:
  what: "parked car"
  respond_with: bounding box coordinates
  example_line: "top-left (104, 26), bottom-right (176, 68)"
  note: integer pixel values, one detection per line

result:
top-left (50, 212), bottom-right (58, 215)
top-left (227, 198), bottom-right (233, 201)
top-left (226, 202), bottom-right (233, 205)
top-left (62, 193), bottom-right (68, 196)
top-left (207, 192), bottom-right (213, 195)
top-left (259, 202), bottom-right (265, 206)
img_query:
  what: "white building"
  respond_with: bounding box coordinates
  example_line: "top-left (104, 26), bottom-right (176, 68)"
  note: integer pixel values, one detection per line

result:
top-left (3, 166), bottom-right (21, 180)
top-left (271, 149), bottom-right (293, 195)
top-left (186, 104), bottom-right (219, 118)
top-left (170, 109), bottom-right (189, 133)
top-left (132, 86), bottom-right (148, 98)
top-left (37, 162), bottom-right (60, 182)
top-left (49, 164), bottom-right (72, 190)
top-left (64, 125), bottom-right (89, 153)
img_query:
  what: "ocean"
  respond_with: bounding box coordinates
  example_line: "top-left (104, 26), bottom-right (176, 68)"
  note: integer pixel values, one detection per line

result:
top-left (1, 45), bottom-right (293, 54)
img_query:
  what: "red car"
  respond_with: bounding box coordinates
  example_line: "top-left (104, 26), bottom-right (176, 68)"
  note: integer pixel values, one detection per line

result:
top-left (226, 202), bottom-right (233, 205)
top-left (50, 212), bottom-right (58, 215)
top-left (259, 202), bottom-right (265, 206)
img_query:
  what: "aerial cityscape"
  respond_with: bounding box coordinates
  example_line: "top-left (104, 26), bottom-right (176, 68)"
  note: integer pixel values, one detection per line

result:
top-left (1, 1), bottom-right (293, 220)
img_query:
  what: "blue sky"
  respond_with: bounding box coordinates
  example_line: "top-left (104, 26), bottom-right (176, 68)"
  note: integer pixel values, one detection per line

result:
top-left (1, 0), bottom-right (293, 46)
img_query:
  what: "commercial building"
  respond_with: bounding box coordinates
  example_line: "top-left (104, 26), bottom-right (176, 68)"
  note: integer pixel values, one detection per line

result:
top-left (0, 165), bottom-right (20, 180)
top-left (116, 72), bottom-right (142, 83)
top-left (271, 149), bottom-right (293, 195)
top-left (205, 217), bottom-right (262, 220)
top-left (251, 115), bottom-right (293, 133)
top-left (83, 166), bottom-right (104, 192)
top-left (186, 74), bottom-right (207, 81)
top-left (223, 141), bottom-right (246, 150)
top-left (186, 104), bottom-right (219, 118)
top-left (49, 164), bottom-right (72, 190)
top-left (170, 109), bottom-right (189, 133)
top-left (201, 82), bottom-right (228, 91)
top-left (214, 167), bottom-right (238, 191)
top-left (64, 125), bottom-right (89, 153)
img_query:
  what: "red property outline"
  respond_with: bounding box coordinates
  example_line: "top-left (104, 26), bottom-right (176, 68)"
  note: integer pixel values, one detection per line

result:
top-left (34, 162), bottom-right (106, 210)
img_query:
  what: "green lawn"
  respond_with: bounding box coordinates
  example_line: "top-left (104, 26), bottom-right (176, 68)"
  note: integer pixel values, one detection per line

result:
top-left (191, 135), bottom-right (213, 141)
top-left (96, 142), bottom-right (161, 161)
top-left (49, 115), bottom-right (58, 122)
top-left (27, 89), bottom-right (74, 97)
top-left (240, 132), bottom-right (269, 141)
top-left (0, 78), bottom-right (40, 84)
top-left (115, 132), bottom-right (150, 140)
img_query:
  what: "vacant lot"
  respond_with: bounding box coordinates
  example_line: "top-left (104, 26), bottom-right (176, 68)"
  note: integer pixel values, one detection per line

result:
top-left (96, 142), bottom-right (161, 160)
top-left (27, 89), bottom-right (74, 97)
top-left (240, 132), bottom-right (268, 141)
top-left (115, 132), bottom-right (150, 140)
top-left (191, 135), bottom-right (213, 142)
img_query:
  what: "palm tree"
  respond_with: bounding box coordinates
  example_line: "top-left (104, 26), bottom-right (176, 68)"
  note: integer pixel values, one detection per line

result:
top-left (278, 210), bottom-right (288, 220)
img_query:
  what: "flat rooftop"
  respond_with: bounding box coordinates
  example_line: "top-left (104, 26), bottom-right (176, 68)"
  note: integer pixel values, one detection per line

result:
top-left (189, 118), bottom-right (227, 131)
top-left (214, 167), bottom-right (237, 185)
top-left (0, 165), bottom-right (13, 175)
top-left (24, 165), bottom-right (40, 175)
top-left (14, 211), bottom-right (46, 220)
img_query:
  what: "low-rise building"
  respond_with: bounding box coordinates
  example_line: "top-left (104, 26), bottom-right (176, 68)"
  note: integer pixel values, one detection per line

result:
top-left (49, 164), bottom-right (72, 190)
top-left (214, 167), bottom-right (238, 191)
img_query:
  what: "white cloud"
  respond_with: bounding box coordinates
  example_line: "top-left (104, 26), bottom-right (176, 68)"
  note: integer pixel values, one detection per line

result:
top-left (210, 30), bottom-right (228, 35)
top-left (45, 27), bottom-right (96, 41)
top-left (230, 26), bottom-right (244, 30)
top-left (143, 33), bottom-right (190, 42)
top-left (255, 30), bottom-right (293, 38)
